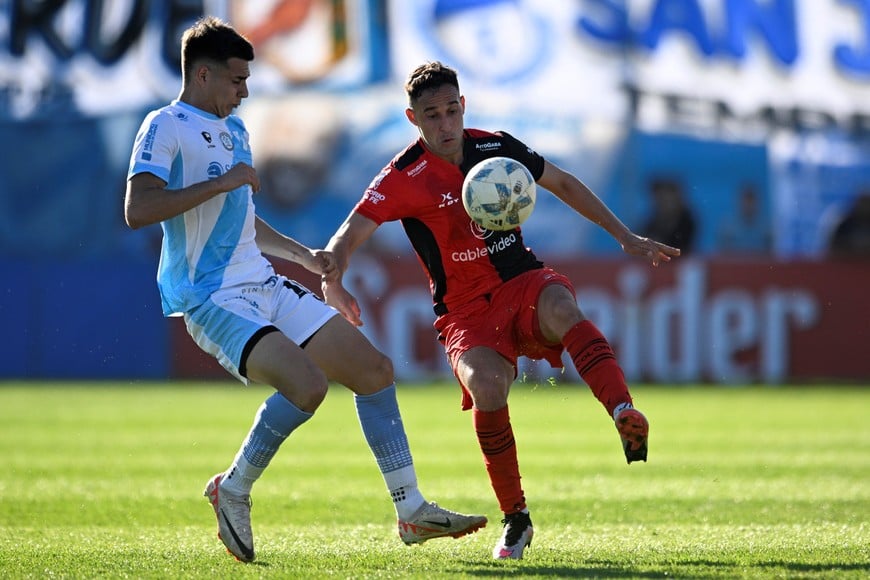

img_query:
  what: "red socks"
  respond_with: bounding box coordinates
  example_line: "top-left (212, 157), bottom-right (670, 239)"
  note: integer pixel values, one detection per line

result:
top-left (563, 320), bottom-right (632, 416)
top-left (473, 405), bottom-right (526, 514)
top-left (470, 321), bottom-right (628, 514)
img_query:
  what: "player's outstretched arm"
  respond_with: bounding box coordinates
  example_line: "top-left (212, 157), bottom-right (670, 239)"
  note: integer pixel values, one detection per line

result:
top-left (254, 216), bottom-right (336, 277)
top-left (536, 160), bottom-right (680, 266)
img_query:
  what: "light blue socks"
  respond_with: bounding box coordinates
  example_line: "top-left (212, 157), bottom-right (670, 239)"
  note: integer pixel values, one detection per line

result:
top-left (355, 384), bottom-right (425, 518)
top-left (220, 391), bottom-right (312, 496)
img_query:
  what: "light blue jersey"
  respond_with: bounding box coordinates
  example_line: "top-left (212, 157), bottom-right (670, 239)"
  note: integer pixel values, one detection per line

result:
top-left (128, 100), bottom-right (273, 316)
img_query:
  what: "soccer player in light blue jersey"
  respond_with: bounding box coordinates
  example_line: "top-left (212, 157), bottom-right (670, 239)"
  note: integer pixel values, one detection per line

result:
top-left (125, 16), bottom-right (486, 563)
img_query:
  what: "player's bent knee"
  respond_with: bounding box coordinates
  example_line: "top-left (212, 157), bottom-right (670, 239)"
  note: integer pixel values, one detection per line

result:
top-left (459, 368), bottom-right (511, 410)
top-left (468, 387), bottom-right (509, 412)
top-left (352, 351), bottom-right (395, 394)
top-left (298, 382), bottom-right (328, 412)
top-left (546, 293), bottom-right (582, 320)
top-left (539, 292), bottom-right (584, 338)
top-left (279, 375), bottom-right (328, 413)
top-left (264, 358), bottom-right (329, 412)
top-left (372, 352), bottom-right (394, 386)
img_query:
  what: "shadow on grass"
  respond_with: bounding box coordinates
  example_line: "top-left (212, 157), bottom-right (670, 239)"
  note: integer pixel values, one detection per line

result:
top-left (755, 561), bottom-right (870, 575)
top-left (441, 558), bottom-right (870, 578)
top-left (445, 558), bottom-right (679, 579)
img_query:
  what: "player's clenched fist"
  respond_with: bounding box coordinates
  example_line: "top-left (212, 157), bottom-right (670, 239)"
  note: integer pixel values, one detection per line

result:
top-left (221, 162), bottom-right (260, 193)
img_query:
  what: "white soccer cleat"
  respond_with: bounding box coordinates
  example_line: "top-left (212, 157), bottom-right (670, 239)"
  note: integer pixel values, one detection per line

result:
top-left (493, 511), bottom-right (534, 560)
top-left (398, 501), bottom-right (488, 545)
top-left (203, 473), bottom-right (255, 562)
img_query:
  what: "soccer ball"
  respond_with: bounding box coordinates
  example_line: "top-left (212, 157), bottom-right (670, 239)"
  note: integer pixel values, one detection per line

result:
top-left (461, 157), bottom-right (536, 231)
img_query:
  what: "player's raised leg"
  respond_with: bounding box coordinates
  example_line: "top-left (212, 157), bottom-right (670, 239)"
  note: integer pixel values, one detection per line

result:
top-left (538, 284), bottom-right (650, 463)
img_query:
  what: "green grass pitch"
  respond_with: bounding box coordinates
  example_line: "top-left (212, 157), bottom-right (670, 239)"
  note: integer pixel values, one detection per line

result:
top-left (0, 380), bottom-right (867, 578)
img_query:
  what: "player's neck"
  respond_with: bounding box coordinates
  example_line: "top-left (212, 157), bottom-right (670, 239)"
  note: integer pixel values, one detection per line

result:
top-left (425, 144), bottom-right (463, 166)
top-left (177, 88), bottom-right (218, 117)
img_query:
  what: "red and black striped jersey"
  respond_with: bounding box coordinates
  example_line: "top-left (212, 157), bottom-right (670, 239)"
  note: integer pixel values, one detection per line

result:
top-left (354, 129), bottom-right (547, 316)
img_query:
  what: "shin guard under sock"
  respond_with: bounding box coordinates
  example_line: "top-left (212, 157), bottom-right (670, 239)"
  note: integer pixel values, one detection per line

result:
top-left (473, 405), bottom-right (526, 514)
top-left (563, 320), bottom-right (632, 416)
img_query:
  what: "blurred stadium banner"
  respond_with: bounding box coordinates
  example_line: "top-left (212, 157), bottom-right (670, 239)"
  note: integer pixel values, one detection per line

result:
top-left (3, 254), bottom-right (866, 383)
top-left (0, 0), bottom-right (386, 120)
top-left (388, 0), bottom-right (870, 128)
top-left (166, 255), bottom-right (870, 385)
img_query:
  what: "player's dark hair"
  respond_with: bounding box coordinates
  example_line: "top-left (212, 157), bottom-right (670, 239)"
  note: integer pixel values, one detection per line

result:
top-left (181, 16), bottom-right (254, 82)
top-left (405, 61), bottom-right (460, 104)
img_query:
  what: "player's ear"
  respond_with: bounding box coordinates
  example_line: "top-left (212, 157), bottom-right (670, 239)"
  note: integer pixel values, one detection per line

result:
top-left (460, 95), bottom-right (465, 113)
top-left (194, 63), bottom-right (209, 86)
top-left (405, 107), bottom-right (418, 127)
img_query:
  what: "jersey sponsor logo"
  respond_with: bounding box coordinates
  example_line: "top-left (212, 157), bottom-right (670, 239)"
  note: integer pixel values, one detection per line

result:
top-left (365, 190), bottom-right (386, 204)
top-left (219, 131), bottom-right (234, 151)
top-left (475, 141), bottom-right (502, 152)
top-left (407, 159), bottom-right (427, 177)
top-left (201, 131), bottom-right (213, 144)
top-left (207, 161), bottom-right (224, 179)
top-left (452, 232), bottom-right (518, 262)
top-left (486, 232), bottom-right (518, 256)
top-left (452, 247), bottom-right (487, 262)
top-left (141, 123), bottom-right (158, 160)
top-left (439, 191), bottom-right (459, 208)
top-left (469, 221), bottom-right (495, 240)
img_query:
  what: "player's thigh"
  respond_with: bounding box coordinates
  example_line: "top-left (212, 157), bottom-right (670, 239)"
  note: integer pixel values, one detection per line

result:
top-left (455, 346), bottom-right (515, 410)
top-left (303, 315), bottom-right (393, 395)
top-left (245, 330), bottom-right (328, 412)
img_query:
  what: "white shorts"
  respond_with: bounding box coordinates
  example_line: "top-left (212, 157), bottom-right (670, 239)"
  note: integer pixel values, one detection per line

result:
top-left (183, 275), bottom-right (338, 383)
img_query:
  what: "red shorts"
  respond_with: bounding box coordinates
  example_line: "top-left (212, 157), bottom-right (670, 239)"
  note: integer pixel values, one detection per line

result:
top-left (434, 268), bottom-right (575, 410)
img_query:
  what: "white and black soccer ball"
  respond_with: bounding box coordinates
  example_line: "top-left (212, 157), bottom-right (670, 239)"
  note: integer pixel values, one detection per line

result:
top-left (462, 157), bottom-right (536, 231)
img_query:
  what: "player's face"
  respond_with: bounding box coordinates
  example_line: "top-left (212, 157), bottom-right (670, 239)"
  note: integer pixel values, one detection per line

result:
top-left (205, 57), bottom-right (250, 118)
top-left (406, 84), bottom-right (465, 164)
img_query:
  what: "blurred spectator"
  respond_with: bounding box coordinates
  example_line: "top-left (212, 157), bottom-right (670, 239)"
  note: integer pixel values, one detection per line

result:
top-left (828, 191), bottom-right (870, 258)
top-left (640, 177), bottom-right (697, 254)
top-left (717, 184), bottom-right (772, 255)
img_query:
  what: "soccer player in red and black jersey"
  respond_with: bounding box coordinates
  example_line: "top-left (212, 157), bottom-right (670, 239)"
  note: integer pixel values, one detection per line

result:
top-left (323, 61), bottom-right (680, 560)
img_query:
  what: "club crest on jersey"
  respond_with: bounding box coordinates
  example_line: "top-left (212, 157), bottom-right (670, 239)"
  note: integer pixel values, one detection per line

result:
top-left (219, 132), bottom-right (234, 150)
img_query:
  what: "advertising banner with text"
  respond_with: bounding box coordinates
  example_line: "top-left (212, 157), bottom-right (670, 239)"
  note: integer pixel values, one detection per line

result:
top-left (388, 0), bottom-right (870, 135)
top-left (171, 257), bottom-right (870, 384)
top-left (0, 0), bottom-right (382, 120)
top-left (5, 0), bottom-right (870, 130)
